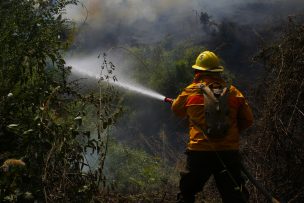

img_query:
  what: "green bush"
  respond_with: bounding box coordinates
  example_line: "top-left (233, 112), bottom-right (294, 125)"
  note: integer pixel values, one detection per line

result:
top-left (0, 1), bottom-right (120, 202)
top-left (105, 140), bottom-right (178, 195)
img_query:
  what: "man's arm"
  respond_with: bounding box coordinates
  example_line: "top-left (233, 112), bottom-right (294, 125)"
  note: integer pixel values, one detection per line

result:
top-left (171, 91), bottom-right (188, 118)
top-left (231, 86), bottom-right (254, 132)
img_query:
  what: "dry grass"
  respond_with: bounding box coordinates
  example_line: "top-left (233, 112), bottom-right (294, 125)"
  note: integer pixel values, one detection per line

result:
top-left (245, 16), bottom-right (304, 202)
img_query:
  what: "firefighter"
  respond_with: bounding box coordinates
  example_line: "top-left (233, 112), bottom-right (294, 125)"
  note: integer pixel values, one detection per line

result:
top-left (171, 51), bottom-right (254, 203)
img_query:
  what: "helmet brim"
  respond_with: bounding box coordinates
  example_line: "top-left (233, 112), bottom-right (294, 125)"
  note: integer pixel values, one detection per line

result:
top-left (192, 65), bottom-right (224, 72)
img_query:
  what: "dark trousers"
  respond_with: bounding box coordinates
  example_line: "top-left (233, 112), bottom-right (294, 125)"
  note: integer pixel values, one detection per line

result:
top-left (177, 150), bottom-right (249, 203)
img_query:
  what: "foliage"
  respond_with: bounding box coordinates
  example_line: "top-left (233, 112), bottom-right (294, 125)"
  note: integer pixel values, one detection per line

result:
top-left (0, 1), bottom-right (120, 202)
top-left (130, 43), bottom-right (203, 95)
top-left (103, 140), bottom-right (179, 202)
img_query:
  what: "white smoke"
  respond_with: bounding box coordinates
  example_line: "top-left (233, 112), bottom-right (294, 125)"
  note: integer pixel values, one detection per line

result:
top-left (64, 0), bottom-right (304, 50)
top-left (66, 0), bottom-right (304, 25)
top-left (66, 0), bottom-right (193, 25)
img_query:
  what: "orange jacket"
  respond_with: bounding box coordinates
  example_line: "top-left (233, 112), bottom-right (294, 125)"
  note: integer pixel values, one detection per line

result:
top-left (172, 76), bottom-right (253, 151)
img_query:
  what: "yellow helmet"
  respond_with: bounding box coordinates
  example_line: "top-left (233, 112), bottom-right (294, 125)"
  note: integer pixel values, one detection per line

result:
top-left (192, 51), bottom-right (224, 72)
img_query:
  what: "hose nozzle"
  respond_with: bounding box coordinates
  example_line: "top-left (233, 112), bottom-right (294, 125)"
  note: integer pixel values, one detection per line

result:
top-left (164, 97), bottom-right (174, 104)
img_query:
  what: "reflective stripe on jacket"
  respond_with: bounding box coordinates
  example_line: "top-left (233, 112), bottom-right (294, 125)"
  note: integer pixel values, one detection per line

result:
top-left (172, 77), bottom-right (253, 151)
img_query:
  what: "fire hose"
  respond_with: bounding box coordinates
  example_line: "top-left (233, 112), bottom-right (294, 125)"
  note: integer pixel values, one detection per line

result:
top-left (164, 97), bottom-right (281, 203)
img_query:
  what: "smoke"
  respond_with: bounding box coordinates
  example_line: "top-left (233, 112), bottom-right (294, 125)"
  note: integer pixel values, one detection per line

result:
top-left (67, 0), bottom-right (193, 26)
top-left (65, 0), bottom-right (304, 84)
top-left (66, 48), bottom-right (140, 84)
top-left (65, 0), bottom-right (304, 50)
top-left (65, 0), bottom-right (196, 50)
top-left (67, 0), bottom-right (304, 24)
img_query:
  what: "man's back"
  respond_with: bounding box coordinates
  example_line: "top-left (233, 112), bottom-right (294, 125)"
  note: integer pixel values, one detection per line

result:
top-left (171, 76), bottom-right (253, 151)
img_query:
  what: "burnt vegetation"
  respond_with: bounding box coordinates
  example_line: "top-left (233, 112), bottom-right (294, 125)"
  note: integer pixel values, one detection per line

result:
top-left (247, 16), bottom-right (304, 202)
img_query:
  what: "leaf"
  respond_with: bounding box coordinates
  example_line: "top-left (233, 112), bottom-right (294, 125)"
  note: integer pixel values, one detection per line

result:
top-left (74, 116), bottom-right (82, 120)
top-left (7, 124), bottom-right (19, 129)
top-left (23, 192), bottom-right (33, 200)
top-left (23, 129), bottom-right (34, 135)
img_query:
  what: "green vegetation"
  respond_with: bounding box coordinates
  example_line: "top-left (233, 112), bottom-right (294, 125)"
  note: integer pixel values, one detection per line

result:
top-left (0, 1), bottom-right (120, 202)
top-left (98, 135), bottom-right (183, 202)
top-left (130, 44), bottom-right (203, 94)
top-left (107, 143), bottom-right (165, 192)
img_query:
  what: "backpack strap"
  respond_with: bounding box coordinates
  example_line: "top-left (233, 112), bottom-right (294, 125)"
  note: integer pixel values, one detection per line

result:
top-left (199, 82), bottom-right (230, 98)
top-left (196, 82), bottom-right (232, 138)
top-left (198, 83), bottom-right (218, 103)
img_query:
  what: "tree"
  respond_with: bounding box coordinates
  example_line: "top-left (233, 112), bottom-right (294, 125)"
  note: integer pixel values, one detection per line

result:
top-left (0, 1), bottom-right (119, 202)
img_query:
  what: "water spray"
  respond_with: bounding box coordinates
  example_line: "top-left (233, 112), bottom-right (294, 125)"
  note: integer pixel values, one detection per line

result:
top-left (109, 81), bottom-right (163, 100)
top-left (111, 81), bottom-right (174, 105)
top-left (67, 57), bottom-right (174, 105)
